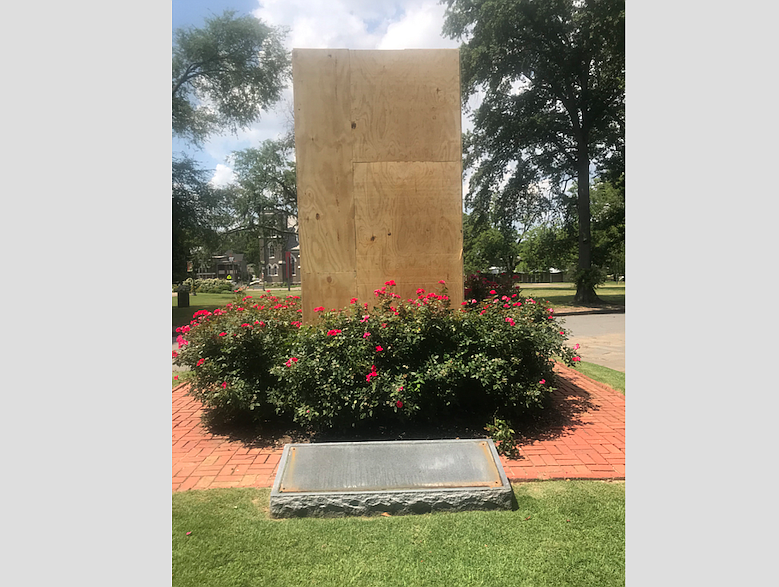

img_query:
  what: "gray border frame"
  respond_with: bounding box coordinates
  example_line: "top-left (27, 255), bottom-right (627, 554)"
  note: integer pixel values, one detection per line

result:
top-left (269, 439), bottom-right (513, 518)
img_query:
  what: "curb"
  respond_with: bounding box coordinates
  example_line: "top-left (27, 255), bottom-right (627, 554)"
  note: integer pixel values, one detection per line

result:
top-left (554, 307), bottom-right (624, 317)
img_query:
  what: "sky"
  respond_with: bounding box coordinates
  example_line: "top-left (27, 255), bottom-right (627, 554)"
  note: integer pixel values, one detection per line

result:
top-left (172, 0), bottom-right (466, 187)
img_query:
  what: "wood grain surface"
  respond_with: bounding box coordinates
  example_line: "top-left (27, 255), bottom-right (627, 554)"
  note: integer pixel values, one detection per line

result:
top-left (293, 49), bottom-right (358, 318)
top-left (350, 49), bottom-right (461, 163)
top-left (294, 49), bottom-right (463, 321)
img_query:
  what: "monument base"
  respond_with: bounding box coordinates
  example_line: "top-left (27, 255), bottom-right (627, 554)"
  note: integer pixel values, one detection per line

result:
top-left (269, 439), bottom-right (513, 518)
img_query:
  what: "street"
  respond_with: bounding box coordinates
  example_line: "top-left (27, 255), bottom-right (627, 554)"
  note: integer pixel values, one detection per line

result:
top-left (558, 313), bottom-right (625, 372)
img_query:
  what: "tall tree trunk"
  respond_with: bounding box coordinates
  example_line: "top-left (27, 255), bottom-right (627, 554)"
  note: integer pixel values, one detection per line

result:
top-left (573, 146), bottom-right (601, 304)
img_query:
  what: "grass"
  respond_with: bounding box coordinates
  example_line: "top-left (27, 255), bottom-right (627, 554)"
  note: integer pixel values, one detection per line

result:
top-left (172, 481), bottom-right (625, 587)
top-left (519, 282), bottom-right (625, 309)
top-left (576, 361), bottom-right (625, 394)
top-left (172, 292), bottom-right (237, 332)
top-left (172, 370), bottom-right (195, 389)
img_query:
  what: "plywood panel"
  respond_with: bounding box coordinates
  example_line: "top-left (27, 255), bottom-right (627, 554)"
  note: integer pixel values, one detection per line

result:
top-left (300, 271), bottom-right (357, 317)
top-left (353, 161), bottom-right (463, 307)
top-left (353, 161), bottom-right (462, 254)
top-left (293, 49), bottom-right (357, 321)
top-left (294, 49), bottom-right (463, 321)
top-left (350, 50), bottom-right (461, 163)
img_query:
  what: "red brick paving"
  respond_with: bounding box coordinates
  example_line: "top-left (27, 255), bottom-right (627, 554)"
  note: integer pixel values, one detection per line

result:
top-left (172, 362), bottom-right (624, 492)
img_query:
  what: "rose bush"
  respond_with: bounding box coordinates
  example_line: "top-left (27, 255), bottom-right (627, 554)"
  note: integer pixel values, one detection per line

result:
top-left (464, 271), bottom-right (521, 302)
top-left (173, 293), bottom-right (303, 422)
top-left (173, 282), bottom-right (579, 436)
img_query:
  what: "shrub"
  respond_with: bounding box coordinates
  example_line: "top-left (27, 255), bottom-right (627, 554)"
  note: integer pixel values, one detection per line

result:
top-left (173, 281), bottom-right (579, 437)
top-left (485, 417), bottom-right (520, 459)
top-left (172, 278), bottom-right (235, 294)
top-left (173, 293), bottom-right (304, 423)
top-left (464, 271), bottom-right (522, 302)
top-left (200, 278), bottom-right (236, 293)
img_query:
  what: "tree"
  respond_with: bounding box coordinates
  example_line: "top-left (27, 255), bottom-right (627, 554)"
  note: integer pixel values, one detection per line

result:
top-left (463, 213), bottom-right (521, 275)
top-left (517, 175), bottom-right (624, 281)
top-left (442, 0), bottom-right (624, 303)
top-left (226, 134), bottom-right (298, 287)
top-left (590, 174), bottom-right (625, 280)
top-left (172, 10), bottom-right (290, 146)
top-left (517, 224), bottom-right (577, 275)
top-left (172, 156), bottom-right (232, 282)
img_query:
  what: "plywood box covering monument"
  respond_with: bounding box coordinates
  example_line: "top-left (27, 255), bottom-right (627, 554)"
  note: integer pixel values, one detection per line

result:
top-left (293, 49), bottom-right (464, 321)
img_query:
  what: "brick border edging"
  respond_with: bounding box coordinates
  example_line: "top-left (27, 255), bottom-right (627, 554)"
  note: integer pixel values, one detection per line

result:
top-left (507, 475), bottom-right (625, 483)
top-left (173, 362), bottom-right (625, 491)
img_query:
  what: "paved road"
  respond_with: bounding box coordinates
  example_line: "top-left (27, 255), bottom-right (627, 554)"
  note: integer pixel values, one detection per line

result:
top-left (557, 313), bottom-right (624, 372)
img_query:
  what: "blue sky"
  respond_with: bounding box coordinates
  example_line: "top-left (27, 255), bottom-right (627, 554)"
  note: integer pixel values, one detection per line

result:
top-left (172, 0), bottom-right (463, 185)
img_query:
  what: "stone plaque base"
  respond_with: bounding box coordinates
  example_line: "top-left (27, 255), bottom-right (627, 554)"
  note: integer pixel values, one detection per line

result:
top-left (269, 439), bottom-right (512, 518)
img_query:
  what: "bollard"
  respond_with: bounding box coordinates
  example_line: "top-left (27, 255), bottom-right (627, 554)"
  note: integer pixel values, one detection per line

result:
top-left (177, 288), bottom-right (190, 308)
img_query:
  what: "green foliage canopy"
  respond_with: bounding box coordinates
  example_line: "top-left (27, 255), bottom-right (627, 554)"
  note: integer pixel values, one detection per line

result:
top-left (172, 10), bottom-right (290, 145)
top-left (172, 156), bottom-right (233, 282)
top-left (463, 213), bottom-right (521, 275)
top-left (226, 134), bottom-right (298, 279)
top-left (518, 174), bottom-right (624, 280)
top-left (442, 0), bottom-right (624, 302)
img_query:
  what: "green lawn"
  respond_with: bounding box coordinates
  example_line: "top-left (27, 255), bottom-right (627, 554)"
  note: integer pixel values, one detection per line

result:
top-left (576, 361), bottom-right (625, 394)
top-left (173, 481), bottom-right (625, 587)
top-left (519, 282), bottom-right (625, 309)
top-left (172, 292), bottom-right (239, 332)
top-left (172, 370), bottom-right (194, 389)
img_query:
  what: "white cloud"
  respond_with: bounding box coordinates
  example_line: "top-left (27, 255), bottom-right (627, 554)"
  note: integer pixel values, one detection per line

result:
top-left (210, 164), bottom-right (235, 187)
top-left (254, 0), bottom-right (456, 50)
top-left (254, 0), bottom-right (388, 49)
top-left (202, 97), bottom-right (294, 164)
top-left (190, 1), bottom-right (471, 180)
top-left (378, 2), bottom-right (458, 49)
